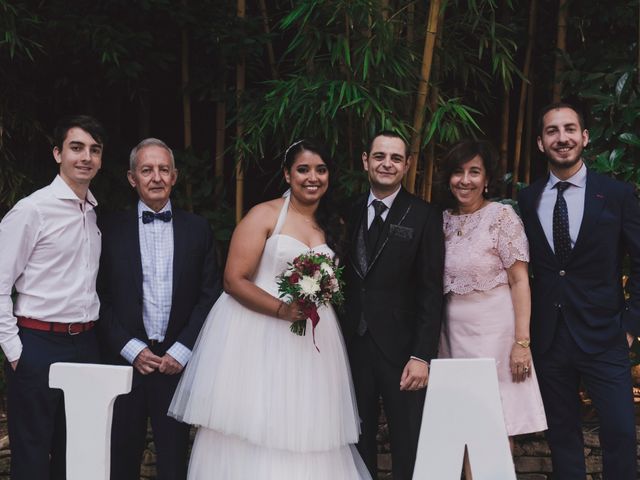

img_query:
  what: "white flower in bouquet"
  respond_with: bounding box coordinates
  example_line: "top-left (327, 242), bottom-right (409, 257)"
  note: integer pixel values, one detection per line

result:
top-left (320, 262), bottom-right (334, 277)
top-left (299, 276), bottom-right (321, 296)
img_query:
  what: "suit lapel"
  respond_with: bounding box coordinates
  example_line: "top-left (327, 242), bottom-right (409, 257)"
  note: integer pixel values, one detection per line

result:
top-left (126, 210), bottom-right (144, 299)
top-left (349, 196), bottom-right (367, 279)
top-left (172, 209), bottom-right (186, 299)
top-left (366, 188), bottom-right (412, 275)
top-left (526, 177), bottom-right (555, 259)
top-left (572, 169), bottom-right (605, 257)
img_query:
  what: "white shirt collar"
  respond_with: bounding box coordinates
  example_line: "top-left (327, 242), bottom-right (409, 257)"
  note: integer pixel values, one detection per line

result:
top-left (137, 199), bottom-right (172, 216)
top-left (367, 186), bottom-right (401, 210)
top-left (51, 174), bottom-right (98, 206)
top-left (547, 161), bottom-right (587, 189)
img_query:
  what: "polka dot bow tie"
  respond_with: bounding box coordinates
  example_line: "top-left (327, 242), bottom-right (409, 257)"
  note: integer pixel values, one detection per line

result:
top-left (142, 210), bottom-right (172, 224)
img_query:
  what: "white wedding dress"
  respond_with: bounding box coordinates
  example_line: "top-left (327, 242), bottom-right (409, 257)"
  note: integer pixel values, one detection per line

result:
top-left (169, 194), bottom-right (371, 479)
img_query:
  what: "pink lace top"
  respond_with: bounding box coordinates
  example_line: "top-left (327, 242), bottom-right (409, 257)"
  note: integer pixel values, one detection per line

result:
top-left (443, 202), bottom-right (529, 295)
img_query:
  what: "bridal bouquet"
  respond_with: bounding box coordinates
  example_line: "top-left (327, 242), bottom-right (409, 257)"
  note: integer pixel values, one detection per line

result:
top-left (276, 251), bottom-right (344, 345)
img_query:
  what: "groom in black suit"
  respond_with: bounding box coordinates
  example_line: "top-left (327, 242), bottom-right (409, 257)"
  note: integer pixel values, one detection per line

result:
top-left (97, 138), bottom-right (220, 479)
top-left (342, 131), bottom-right (444, 480)
top-left (518, 103), bottom-right (640, 479)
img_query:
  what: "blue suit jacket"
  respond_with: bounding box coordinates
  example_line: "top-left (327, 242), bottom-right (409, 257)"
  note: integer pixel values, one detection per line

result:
top-left (97, 207), bottom-right (221, 364)
top-left (518, 168), bottom-right (640, 354)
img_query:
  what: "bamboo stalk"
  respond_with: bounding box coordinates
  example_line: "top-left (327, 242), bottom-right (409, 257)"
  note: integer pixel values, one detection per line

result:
top-left (235, 0), bottom-right (246, 224)
top-left (258, 0), bottom-right (278, 80)
top-left (552, 0), bottom-right (568, 102)
top-left (499, 88), bottom-right (510, 197)
top-left (523, 72), bottom-right (534, 186)
top-left (512, 0), bottom-right (537, 199)
top-left (498, 0), bottom-right (511, 198)
top-left (422, 13), bottom-right (443, 202)
top-left (407, 1), bottom-right (415, 45)
top-left (381, 0), bottom-right (390, 21)
top-left (215, 98), bottom-right (226, 198)
top-left (181, 0), bottom-right (193, 212)
top-left (406, 0), bottom-right (442, 194)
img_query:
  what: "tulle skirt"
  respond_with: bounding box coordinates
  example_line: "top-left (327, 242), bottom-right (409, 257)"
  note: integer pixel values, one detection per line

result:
top-left (169, 293), bottom-right (370, 479)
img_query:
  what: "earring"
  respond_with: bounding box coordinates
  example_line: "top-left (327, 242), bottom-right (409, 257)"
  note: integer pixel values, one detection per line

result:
top-left (484, 185), bottom-right (488, 194)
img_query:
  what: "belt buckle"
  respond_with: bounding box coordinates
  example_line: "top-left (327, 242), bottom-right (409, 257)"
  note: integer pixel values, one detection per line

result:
top-left (68, 323), bottom-right (81, 336)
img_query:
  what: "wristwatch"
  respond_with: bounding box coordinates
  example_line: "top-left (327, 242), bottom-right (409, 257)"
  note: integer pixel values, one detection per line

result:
top-left (515, 339), bottom-right (531, 348)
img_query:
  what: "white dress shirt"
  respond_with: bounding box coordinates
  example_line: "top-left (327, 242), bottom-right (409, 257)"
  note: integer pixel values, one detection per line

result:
top-left (0, 175), bottom-right (101, 362)
top-left (536, 162), bottom-right (587, 252)
top-left (366, 187), bottom-right (401, 227)
top-left (120, 200), bottom-right (191, 367)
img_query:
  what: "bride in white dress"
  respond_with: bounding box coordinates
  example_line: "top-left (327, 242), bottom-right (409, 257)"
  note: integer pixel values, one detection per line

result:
top-left (169, 140), bottom-right (371, 479)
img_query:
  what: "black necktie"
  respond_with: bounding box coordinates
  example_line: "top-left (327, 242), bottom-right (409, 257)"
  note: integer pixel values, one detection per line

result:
top-left (142, 210), bottom-right (172, 224)
top-left (552, 182), bottom-right (572, 264)
top-left (367, 200), bottom-right (387, 259)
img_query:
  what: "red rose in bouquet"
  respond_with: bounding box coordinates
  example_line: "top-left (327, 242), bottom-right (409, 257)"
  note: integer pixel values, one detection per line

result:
top-left (276, 251), bottom-right (344, 349)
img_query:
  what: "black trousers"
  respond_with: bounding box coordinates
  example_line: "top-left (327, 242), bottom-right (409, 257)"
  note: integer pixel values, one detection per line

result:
top-left (109, 353), bottom-right (190, 480)
top-left (534, 319), bottom-right (636, 480)
top-left (348, 332), bottom-right (426, 480)
top-left (6, 327), bottom-right (100, 480)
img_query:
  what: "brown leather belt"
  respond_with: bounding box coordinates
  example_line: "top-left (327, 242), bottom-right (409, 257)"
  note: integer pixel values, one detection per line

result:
top-left (17, 316), bottom-right (96, 336)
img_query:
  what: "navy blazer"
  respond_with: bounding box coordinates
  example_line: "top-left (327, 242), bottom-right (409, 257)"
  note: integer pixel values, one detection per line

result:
top-left (342, 188), bottom-right (445, 365)
top-left (518, 169), bottom-right (640, 354)
top-left (97, 207), bottom-right (221, 364)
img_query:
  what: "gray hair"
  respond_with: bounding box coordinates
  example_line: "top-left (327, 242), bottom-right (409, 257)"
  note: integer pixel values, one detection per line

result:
top-left (129, 138), bottom-right (175, 171)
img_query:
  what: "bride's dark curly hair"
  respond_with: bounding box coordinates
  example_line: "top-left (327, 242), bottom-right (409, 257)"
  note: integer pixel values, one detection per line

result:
top-left (282, 139), bottom-right (346, 260)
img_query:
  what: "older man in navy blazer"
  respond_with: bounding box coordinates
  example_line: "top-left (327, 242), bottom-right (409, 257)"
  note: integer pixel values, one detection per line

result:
top-left (518, 102), bottom-right (640, 479)
top-left (98, 138), bottom-right (220, 480)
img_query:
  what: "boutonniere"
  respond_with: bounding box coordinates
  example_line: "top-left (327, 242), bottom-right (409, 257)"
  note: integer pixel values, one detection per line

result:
top-left (390, 224), bottom-right (413, 240)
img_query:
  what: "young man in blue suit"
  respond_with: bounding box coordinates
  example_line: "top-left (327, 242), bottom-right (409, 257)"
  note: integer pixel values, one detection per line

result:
top-left (98, 138), bottom-right (221, 479)
top-left (518, 103), bottom-right (640, 479)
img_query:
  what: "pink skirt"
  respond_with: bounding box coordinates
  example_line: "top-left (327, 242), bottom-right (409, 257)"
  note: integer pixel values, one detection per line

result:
top-left (439, 284), bottom-right (547, 436)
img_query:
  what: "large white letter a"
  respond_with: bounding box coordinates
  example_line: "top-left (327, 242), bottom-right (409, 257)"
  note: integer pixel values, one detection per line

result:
top-left (413, 359), bottom-right (516, 480)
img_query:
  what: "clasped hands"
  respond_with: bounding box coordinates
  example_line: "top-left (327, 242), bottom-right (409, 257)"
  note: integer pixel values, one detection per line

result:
top-left (133, 347), bottom-right (183, 375)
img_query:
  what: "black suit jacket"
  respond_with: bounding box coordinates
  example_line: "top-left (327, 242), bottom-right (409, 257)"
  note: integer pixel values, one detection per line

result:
top-left (97, 207), bottom-right (220, 365)
top-left (518, 169), bottom-right (640, 355)
top-left (342, 188), bottom-right (445, 366)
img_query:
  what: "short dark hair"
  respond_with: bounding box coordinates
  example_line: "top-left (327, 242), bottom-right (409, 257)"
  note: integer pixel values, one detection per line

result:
top-left (366, 130), bottom-right (409, 158)
top-left (53, 115), bottom-right (106, 150)
top-left (537, 102), bottom-right (586, 135)
top-left (435, 139), bottom-right (499, 209)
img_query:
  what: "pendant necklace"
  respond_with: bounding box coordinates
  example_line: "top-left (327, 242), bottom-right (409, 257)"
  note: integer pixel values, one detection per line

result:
top-left (456, 215), bottom-right (469, 236)
top-left (455, 201), bottom-right (487, 236)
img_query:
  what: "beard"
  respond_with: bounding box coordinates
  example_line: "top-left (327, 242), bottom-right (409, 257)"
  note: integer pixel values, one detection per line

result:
top-left (545, 143), bottom-right (584, 170)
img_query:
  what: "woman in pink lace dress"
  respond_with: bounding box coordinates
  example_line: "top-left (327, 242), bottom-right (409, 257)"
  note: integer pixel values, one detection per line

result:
top-left (437, 140), bottom-right (547, 476)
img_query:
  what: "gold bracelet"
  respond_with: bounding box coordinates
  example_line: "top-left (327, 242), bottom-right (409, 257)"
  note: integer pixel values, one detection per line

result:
top-left (515, 339), bottom-right (531, 348)
top-left (276, 302), bottom-right (285, 319)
